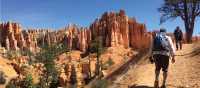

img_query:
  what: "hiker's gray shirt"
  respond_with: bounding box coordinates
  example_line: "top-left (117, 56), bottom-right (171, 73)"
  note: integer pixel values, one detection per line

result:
top-left (149, 34), bottom-right (176, 57)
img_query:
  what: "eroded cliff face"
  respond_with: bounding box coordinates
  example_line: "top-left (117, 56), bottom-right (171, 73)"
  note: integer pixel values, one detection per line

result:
top-left (0, 22), bottom-right (21, 50)
top-left (0, 10), bottom-right (152, 53)
top-left (90, 10), bottom-right (129, 48)
top-left (128, 18), bottom-right (152, 49)
top-left (90, 10), bottom-right (151, 49)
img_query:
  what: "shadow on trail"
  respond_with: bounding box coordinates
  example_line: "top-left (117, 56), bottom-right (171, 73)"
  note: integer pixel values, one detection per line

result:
top-left (167, 84), bottom-right (189, 88)
top-left (105, 49), bottom-right (149, 81)
top-left (175, 47), bottom-right (200, 57)
top-left (129, 84), bottom-right (188, 88)
top-left (129, 84), bottom-right (153, 88)
top-left (189, 47), bottom-right (200, 57)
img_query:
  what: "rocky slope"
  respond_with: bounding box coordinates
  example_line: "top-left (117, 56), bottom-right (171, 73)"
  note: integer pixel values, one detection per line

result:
top-left (0, 56), bottom-right (18, 88)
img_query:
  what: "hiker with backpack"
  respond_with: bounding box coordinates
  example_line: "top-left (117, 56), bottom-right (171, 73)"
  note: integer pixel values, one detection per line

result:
top-left (149, 28), bottom-right (176, 88)
top-left (174, 26), bottom-right (183, 50)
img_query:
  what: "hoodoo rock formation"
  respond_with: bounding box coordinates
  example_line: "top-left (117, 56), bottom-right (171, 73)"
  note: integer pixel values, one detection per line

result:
top-left (128, 18), bottom-right (152, 49)
top-left (0, 22), bottom-right (21, 51)
top-left (90, 10), bottom-right (151, 49)
top-left (0, 22), bottom-right (39, 52)
top-left (0, 10), bottom-right (152, 53)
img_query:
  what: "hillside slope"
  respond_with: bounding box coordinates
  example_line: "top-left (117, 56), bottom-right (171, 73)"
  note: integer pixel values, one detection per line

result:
top-left (109, 43), bottom-right (200, 88)
top-left (0, 56), bottom-right (18, 88)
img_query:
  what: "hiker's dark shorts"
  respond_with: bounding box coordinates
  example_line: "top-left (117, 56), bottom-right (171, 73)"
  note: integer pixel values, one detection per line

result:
top-left (153, 54), bottom-right (170, 72)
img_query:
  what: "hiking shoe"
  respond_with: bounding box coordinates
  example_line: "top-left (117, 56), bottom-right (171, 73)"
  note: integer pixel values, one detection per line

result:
top-left (154, 80), bottom-right (159, 88)
top-left (161, 84), bottom-right (166, 88)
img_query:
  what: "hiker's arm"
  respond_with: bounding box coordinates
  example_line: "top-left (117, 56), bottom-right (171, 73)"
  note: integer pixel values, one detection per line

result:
top-left (174, 29), bottom-right (177, 35)
top-left (167, 36), bottom-right (176, 57)
top-left (148, 36), bottom-right (154, 63)
top-left (180, 30), bottom-right (183, 40)
top-left (171, 55), bottom-right (175, 63)
top-left (173, 30), bottom-right (176, 35)
top-left (148, 35), bottom-right (153, 56)
top-left (168, 37), bottom-right (176, 63)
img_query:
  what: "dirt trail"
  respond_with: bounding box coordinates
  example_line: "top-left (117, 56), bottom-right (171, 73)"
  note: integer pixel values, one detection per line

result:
top-left (109, 43), bottom-right (200, 88)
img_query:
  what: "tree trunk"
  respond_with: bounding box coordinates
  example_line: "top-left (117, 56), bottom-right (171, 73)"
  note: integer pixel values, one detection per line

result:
top-left (89, 57), bottom-right (92, 78)
top-left (183, 19), bottom-right (195, 43)
top-left (184, 20), bottom-right (195, 43)
top-left (96, 55), bottom-right (100, 76)
top-left (186, 28), bottom-right (193, 43)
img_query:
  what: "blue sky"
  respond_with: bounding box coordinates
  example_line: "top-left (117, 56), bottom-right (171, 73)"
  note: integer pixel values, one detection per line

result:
top-left (0, 0), bottom-right (199, 35)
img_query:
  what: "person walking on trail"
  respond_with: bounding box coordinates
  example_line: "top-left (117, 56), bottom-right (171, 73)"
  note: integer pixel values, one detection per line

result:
top-left (174, 26), bottom-right (183, 50)
top-left (149, 28), bottom-right (176, 88)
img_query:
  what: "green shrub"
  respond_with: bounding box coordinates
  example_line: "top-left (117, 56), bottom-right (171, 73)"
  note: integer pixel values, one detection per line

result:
top-left (102, 58), bottom-right (114, 70)
top-left (6, 74), bottom-right (35, 88)
top-left (22, 74), bottom-right (34, 88)
top-left (91, 79), bottom-right (109, 88)
top-left (35, 43), bottom-right (68, 88)
top-left (107, 58), bottom-right (114, 66)
top-left (6, 50), bottom-right (21, 60)
top-left (6, 81), bottom-right (16, 88)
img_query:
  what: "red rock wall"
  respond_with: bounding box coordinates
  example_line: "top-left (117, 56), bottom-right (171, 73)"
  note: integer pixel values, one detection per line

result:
top-left (129, 18), bottom-right (151, 49)
top-left (0, 10), bottom-right (152, 52)
top-left (0, 22), bottom-right (22, 50)
top-left (90, 10), bottom-right (151, 49)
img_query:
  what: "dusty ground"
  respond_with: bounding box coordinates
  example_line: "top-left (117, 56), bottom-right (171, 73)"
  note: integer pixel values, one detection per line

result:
top-left (109, 43), bottom-right (200, 88)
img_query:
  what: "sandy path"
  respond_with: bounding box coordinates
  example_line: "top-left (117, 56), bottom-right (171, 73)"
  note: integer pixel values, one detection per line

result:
top-left (109, 44), bottom-right (200, 88)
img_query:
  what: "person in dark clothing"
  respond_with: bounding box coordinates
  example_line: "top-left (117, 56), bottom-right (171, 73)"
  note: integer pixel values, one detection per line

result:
top-left (174, 26), bottom-right (183, 50)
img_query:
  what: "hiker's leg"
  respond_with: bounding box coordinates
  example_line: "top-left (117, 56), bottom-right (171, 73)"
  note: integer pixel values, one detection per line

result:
top-left (154, 55), bottom-right (161, 82)
top-left (155, 63), bottom-right (160, 87)
top-left (180, 41), bottom-right (182, 50)
top-left (162, 71), bottom-right (168, 85)
top-left (161, 55), bottom-right (169, 86)
top-left (154, 55), bottom-right (161, 88)
top-left (154, 70), bottom-right (160, 88)
top-left (175, 40), bottom-right (179, 50)
top-left (155, 70), bottom-right (160, 81)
